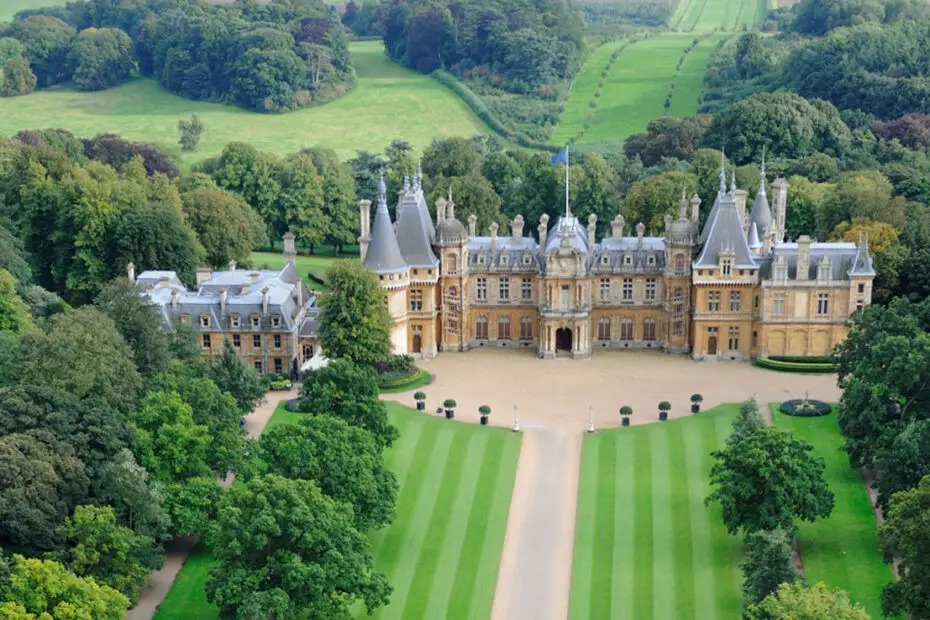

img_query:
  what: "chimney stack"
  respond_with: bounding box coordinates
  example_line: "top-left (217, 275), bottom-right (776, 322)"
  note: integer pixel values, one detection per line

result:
top-left (250, 271), bottom-right (260, 283)
top-left (489, 222), bottom-right (499, 256)
top-left (734, 189), bottom-right (748, 232)
top-left (282, 232), bottom-right (296, 267)
top-left (797, 235), bottom-right (812, 281)
top-left (261, 286), bottom-right (270, 315)
top-left (126, 262), bottom-right (135, 283)
top-left (587, 214), bottom-right (597, 251)
top-left (511, 214), bottom-right (524, 241)
top-left (358, 199), bottom-right (372, 262)
top-left (611, 213), bottom-right (625, 238)
top-left (171, 288), bottom-right (179, 311)
top-left (772, 178), bottom-right (789, 242)
top-left (468, 214), bottom-right (477, 237)
top-left (436, 197), bottom-right (447, 225)
top-left (220, 288), bottom-right (228, 315)
top-left (447, 189), bottom-right (456, 220)
top-left (228, 260), bottom-right (236, 272)
top-left (538, 214), bottom-right (549, 249)
top-left (691, 194), bottom-right (701, 223)
top-left (636, 222), bottom-right (645, 251)
top-left (196, 268), bottom-right (211, 287)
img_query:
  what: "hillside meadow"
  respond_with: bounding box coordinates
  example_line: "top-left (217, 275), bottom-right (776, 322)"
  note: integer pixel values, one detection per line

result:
top-left (0, 41), bottom-right (489, 162)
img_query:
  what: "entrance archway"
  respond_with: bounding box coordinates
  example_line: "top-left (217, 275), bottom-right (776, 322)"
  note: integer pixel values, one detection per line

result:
top-left (556, 327), bottom-right (573, 352)
top-left (707, 336), bottom-right (718, 355)
top-left (412, 334), bottom-right (422, 353)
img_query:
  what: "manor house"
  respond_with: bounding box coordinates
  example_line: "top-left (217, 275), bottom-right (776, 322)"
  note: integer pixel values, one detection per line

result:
top-left (361, 160), bottom-right (875, 360)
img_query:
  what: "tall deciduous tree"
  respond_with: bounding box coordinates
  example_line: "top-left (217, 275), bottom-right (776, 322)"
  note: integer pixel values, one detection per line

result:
top-left (741, 528), bottom-right (804, 605)
top-left (301, 147), bottom-right (358, 253)
top-left (318, 260), bottom-right (393, 366)
top-left (879, 474), bottom-right (930, 619)
top-left (11, 15), bottom-right (75, 87)
top-left (706, 427), bottom-right (834, 535)
top-left (206, 341), bottom-right (265, 414)
top-left (177, 115), bottom-right (204, 152)
top-left (623, 171), bottom-right (699, 234)
top-left (95, 449), bottom-right (170, 542)
top-left (278, 153), bottom-right (327, 252)
top-left (259, 415), bottom-right (398, 530)
top-left (69, 27), bottom-right (136, 91)
top-left (745, 582), bottom-right (870, 620)
top-left (205, 475), bottom-right (391, 619)
top-left (181, 187), bottom-right (266, 268)
top-left (427, 175), bottom-right (507, 233)
top-left (0, 57), bottom-right (37, 97)
top-left (95, 277), bottom-right (171, 379)
top-left (298, 360), bottom-right (398, 448)
top-left (0, 269), bottom-right (31, 334)
top-left (129, 390), bottom-right (212, 484)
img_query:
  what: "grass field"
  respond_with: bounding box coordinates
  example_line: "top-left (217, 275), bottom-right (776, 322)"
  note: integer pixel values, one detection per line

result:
top-left (250, 250), bottom-right (351, 291)
top-left (771, 406), bottom-right (894, 619)
top-left (569, 404), bottom-right (744, 620)
top-left (576, 35), bottom-right (694, 144)
top-left (155, 402), bottom-right (522, 620)
top-left (668, 34), bottom-right (726, 118)
top-left (0, 41), bottom-right (488, 163)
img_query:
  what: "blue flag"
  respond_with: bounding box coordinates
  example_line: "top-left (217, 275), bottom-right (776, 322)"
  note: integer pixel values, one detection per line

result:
top-left (550, 149), bottom-right (568, 164)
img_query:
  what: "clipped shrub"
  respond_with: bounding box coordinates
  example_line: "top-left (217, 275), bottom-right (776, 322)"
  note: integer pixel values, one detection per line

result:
top-left (658, 401), bottom-right (671, 411)
top-left (754, 358), bottom-right (838, 373)
top-left (414, 391), bottom-right (426, 402)
top-left (779, 399), bottom-right (832, 417)
top-left (479, 405), bottom-right (491, 415)
top-left (443, 399), bottom-right (457, 409)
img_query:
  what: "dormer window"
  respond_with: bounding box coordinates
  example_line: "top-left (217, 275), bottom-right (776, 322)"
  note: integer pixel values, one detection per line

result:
top-left (501, 252), bottom-right (509, 266)
top-left (647, 254), bottom-right (656, 266)
top-left (523, 253), bottom-right (532, 265)
top-left (200, 315), bottom-right (211, 328)
top-left (721, 258), bottom-right (732, 276)
top-left (477, 252), bottom-right (485, 265)
top-left (271, 315), bottom-right (282, 328)
top-left (180, 313), bottom-right (191, 324)
top-left (623, 254), bottom-right (633, 266)
top-left (250, 314), bottom-right (260, 328)
top-left (230, 314), bottom-right (241, 328)
top-left (775, 261), bottom-right (787, 280)
top-left (601, 254), bottom-right (609, 265)
top-left (818, 258), bottom-right (831, 281)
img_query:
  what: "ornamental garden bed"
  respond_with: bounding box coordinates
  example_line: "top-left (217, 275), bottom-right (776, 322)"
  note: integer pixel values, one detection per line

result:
top-left (754, 355), bottom-right (839, 374)
top-left (779, 398), bottom-right (833, 417)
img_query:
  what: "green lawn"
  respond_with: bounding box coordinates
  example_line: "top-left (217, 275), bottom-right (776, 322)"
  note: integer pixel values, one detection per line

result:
top-left (250, 250), bottom-right (352, 291)
top-left (668, 34), bottom-right (726, 119)
top-left (771, 406), bottom-right (894, 619)
top-left (0, 41), bottom-right (488, 163)
top-left (154, 402), bottom-right (522, 620)
top-left (569, 404), bottom-right (744, 620)
top-left (578, 35), bottom-right (694, 144)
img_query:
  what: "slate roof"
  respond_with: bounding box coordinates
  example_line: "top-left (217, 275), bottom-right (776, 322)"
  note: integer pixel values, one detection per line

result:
top-left (849, 238), bottom-right (876, 276)
top-left (748, 221), bottom-right (762, 251)
top-left (362, 175), bottom-right (408, 274)
top-left (749, 184), bottom-right (772, 234)
top-left (760, 242), bottom-right (866, 280)
top-left (545, 215), bottom-right (590, 254)
top-left (594, 236), bottom-right (667, 272)
top-left (394, 191), bottom-right (438, 268)
top-left (468, 235), bottom-right (539, 272)
top-left (694, 192), bottom-right (758, 269)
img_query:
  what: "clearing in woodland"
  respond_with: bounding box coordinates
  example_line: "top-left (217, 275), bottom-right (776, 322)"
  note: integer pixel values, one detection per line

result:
top-left (0, 41), bottom-right (488, 163)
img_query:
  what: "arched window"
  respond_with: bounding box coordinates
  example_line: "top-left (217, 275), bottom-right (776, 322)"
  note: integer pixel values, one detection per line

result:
top-left (498, 316), bottom-right (511, 340)
top-left (597, 317), bottom-right (611, 341)
top-left (620, 318), bottom-right (633, 341)
top-left (520, 317), bottom-right (533, 340)
top-left (475, 316), bottom-right (488, 340)
top-left (674, 254), bottom-right (685, 275)
top-left (643, 319), bottom-right (657, 341)
top-left (446, 253), bottom-right (458, 274)
top-left (302, 344), bottom-right (313, 361)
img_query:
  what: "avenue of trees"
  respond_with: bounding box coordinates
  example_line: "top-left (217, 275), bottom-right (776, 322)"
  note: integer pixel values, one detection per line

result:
top-left (1, 0), bottom-right (355, 111)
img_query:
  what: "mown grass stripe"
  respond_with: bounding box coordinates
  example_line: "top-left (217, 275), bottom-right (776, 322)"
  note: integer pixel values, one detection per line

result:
top-left (591, 434), bottom-right (617, 617)
top-left (370, 425), bottom-right (455, 619)
top-left (466, 434), bottom-right (521, 620)
top-left (632, 436), bottom-right (654, 616)
top-left (569, 435), bottom-right (599, 619)
top-left (395, 430), bottom-right (472, 620)
top-left (668, 423), bottom-right (695, 620)
top-left (421, 432), bottom-right (489, 620)
top-left (684, 415), bottom-right (717, 620)
top-left (652, 429), bottom-right (675, 619)
top-left (611, 432), bottom-right (636, 620)
top-left (445, 434), bottom-right (507, 619)
top-left (368, 419), bottom-right (428, 559)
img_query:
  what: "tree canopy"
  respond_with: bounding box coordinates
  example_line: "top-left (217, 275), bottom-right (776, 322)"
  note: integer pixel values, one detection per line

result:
top-left (879, 474), bottom-right (930, 619)
top-left (318, 261), bottom-right (393, 366)
top-left (745, 581), bottom-right (870, 620)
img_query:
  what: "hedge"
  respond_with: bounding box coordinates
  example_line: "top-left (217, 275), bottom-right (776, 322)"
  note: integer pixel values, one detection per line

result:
top-left (754, 358), bottom-right (839, 374)
top-left (378, 369), bottom-right (432, 393)
top-left (768, 355), bottom-right (836, 364)
top-left (431, 70), bottom-right (552, 151)
top-left (780, 399), bottom-right (833, 417)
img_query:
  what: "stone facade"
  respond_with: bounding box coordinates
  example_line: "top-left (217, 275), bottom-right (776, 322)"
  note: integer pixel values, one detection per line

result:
top-left (362, 157), bottom-right (875, 361)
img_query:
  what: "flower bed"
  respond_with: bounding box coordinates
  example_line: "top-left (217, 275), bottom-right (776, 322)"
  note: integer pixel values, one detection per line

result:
top-left (779, 399), bottom-right (832, 418)
top-left (378, 369), bottom-right (432, 393)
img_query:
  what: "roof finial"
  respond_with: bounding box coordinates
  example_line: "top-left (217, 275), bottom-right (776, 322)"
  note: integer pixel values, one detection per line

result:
top-left (403, 172), bottom-right (410, 193)
top-left (378, 170), bottom-right (387, 206)
top-left (730, 165), bottom-right (736, 194)
top-left (760, 145), bottom-right (766, 181)
top-left (719, 148), bottom-right (727, 194)
top-left (415, 157), bottom-right (422, 191)
top-left (447, 184), bottom-right (453, 204)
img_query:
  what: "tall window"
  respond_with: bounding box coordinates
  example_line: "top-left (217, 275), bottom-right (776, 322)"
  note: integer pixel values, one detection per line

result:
top-left (230, 315), bottom-right (241, 328)
top-left (202, 334), bottom-right (211, 349)
top-left (775, 264), bottom-right (787, 280)
top-left (410, 289), bottom-right (423, 311)
top-left (817, 293), bottom-right (830, 316)
top-left (728, 326), bottom-right (739, 350)
top-left (274, 358), bottom-right (283, 374)
top-left (620, 318), bottom-right (633, 341)
top-left (271, 315), bottom-right (281, 328)
top-left (520, 317), bottom-right (533, 340)
top-left (674, 254), bottom-right (686, 275)
top-left (772, 293), bottom-right (785, 317)
top-left (200, 315), bottom-right (210, 328)
top-left (645, 278), bottom-right (657, 301)
top-left (597, 317), bottom-right (611, 341)
top-left (818, 261), bottom-right (831, 281)
top-left (673, 319), bottom-right (683, 336)
top-left (250, 314), bottom-right (260, 328)
top-left (446, 253), bottom-right (457, 274)
top-left (674, 288), bottom-right (685, 315)
top-left (476, 278), bottom-right (487, 301)
top-left (622, 278), bottom-right (633, 301)
top-left (707, 291), bottom-right (721, 312)
top-left (600, 278), bottom-right (610, 302)
top-left (729, 291), bottom-right (741, 312)
top-left (446, 287), bottom-right (459, 335)
top-left (522, 278), bottom-right (533, 300)
top-left (475, 316), bottom-right (488, 339)
top-left (302, 344), bottom-right (313, 361)
top-left (232, 334), bottom-right (241, 348)
top-left (498, 316), bottom-right (511, 339)
top-left (721, 258), bottom-right (732, 276)
top-left (560, 285), bottom-right (570, 307)
top-left (643, 319), bottom-right (656, 341)
top-left (253, 334), bottom-right (261, 348)
top-left (254, 360), bottom-right (263, 374)
top-left (273, 335), bottom-right (281, 349)
top-left (499, 277), bottom-right (510, 301)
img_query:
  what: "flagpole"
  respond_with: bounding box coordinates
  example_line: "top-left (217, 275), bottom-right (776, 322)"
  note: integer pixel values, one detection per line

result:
top-left (565, 144), bottom-right (570, 218)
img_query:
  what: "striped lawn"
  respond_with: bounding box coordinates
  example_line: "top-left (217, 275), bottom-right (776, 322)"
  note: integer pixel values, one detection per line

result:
top-left (361, 403), bottom-right (521, 620)
top-left (771, 406), bottom-right (895, 619)
top-left (569, 405), bottom-right (743, 620)
top-left (668, 34), bottom-right (727, 118)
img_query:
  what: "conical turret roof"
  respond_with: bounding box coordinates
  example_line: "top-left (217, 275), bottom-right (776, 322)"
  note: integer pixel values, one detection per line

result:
top-left (695, 192), bottom-right (758, 269)
top-left (362, 174), bottom-right (407, 274)
top-left (749, 150), bottom-right (772, 234)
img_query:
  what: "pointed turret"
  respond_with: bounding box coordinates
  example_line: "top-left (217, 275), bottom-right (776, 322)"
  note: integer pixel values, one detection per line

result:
top-left (749, 148), bottom-right (773, 237)
top-left (395, 180), bottom-right (439, 268)
top-left (679, 184), bottom-right (688, 219)
top-left (729, 165), bottom-right (737, 195)
top-left (414, 157), bottom-right (422, 192)
top-left (694, 191), bottom-right (758, 269)
top-left (848, 231), bottom-right (876, 276)
top-left (362, 173), bottom-right (407, 274)
top-left (748, 221), bottom-right (762, 254)
top-left (718, 149), bottom-right (727, 195)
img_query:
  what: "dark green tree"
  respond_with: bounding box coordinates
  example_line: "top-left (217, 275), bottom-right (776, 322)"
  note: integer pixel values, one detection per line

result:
top-left (706, 427), bottom-right (834, 535)
top-left (11, 15), bottom-right (75, 87)
top-left (69, 27), bottom-right (136, 91)
top-left (423, 137), bottom-right (482, 181)
top-left (741, 527), bottom-right (804, 605)
top-left (129, 390), bottom-right (212, 484)
top-left (207, 340), bottom-right (265, 414)
top-left (875, 420), bottom-right (930, 510)
top-left (746, 582), bottom-right (870, 620)
top-left (162, 476), bottom-right (223, 537)
top-left (298, 359), bottom-right (398, 448)
top-left (727, 397), bottom-right (767, 447)
top-left (177, 115), bottom-right (205, 152)
top-left (205, 475), bottom-right (391, 619)
top-left (0, 56), bottom-right (37, 97)
top-left (95, 276), bottom-right (171, 379)
top-left (427, 175), bottom-right (507, 233)
top-left (0, 269), bottom-right (31, 334)
top-left (300, 147), bottom-right (357, 253)
top-left (623, 171), bottom-right (698, 234)
top-left (95, 449), bottom-right (171, 541)
top-left (259, 415), bottom-right (398, 530)
top-left (318, 260), bottom-right (393, 366)
top-left (181, 187), bottom-right (266, 268)
top-left (880, 474), bottom-right (930, 619)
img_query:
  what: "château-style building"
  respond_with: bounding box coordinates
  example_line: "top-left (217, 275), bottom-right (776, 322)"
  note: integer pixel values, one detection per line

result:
top-left (133, 233), bottom-right (322, 378)
top-left (360, 158), bottom-right (875, 361)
